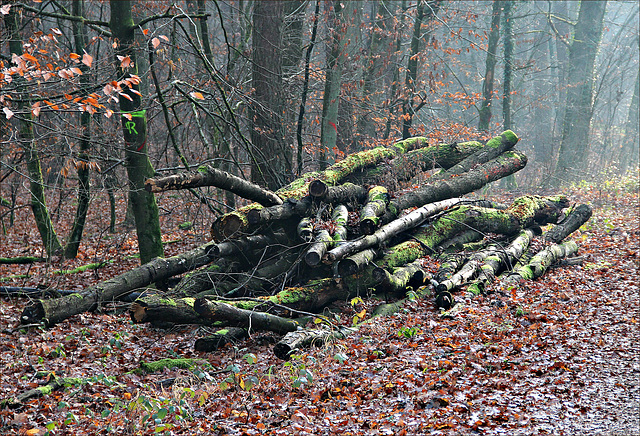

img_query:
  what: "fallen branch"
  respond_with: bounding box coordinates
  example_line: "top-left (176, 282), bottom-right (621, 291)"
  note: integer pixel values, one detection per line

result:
top-left (146, 164), bottom-right (283, 207)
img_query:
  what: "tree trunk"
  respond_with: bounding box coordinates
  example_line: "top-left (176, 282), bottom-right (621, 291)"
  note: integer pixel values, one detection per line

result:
top-left (319, 1), bottom-right (346, 168)
top-left (391, 150), bottom-right (527, 214)
top-left (250, 1), bottom-right (290, 189)
top-left (478, 0), bottom-right (502, 132)
top-left (296, 0), bottom-right (320, 174)
top-left (554, 0), bottom-right (607, 185)
top-left (110, 0), bottom-right (164, 264)
top-left (64, 0), bottom-right (92, 260)
top-left (21, 242), bottom-right (217, 326)
top-left (5, 8), bottom-right (62, 257)
top-left (193, 299), bottom-right (298, 334)
top-left (359, 186), bottom-right (390, 235)
top-left (619, 62), bottom-right (639, 173)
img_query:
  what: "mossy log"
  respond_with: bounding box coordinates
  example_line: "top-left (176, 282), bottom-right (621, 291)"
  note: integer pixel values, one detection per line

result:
top-left (21, 242), bottom-right (217, 326)
top-left (502, 240), bottom-right (579, 285)
top-left (543, 203), bottom-right (593, 243)
top-left (391, 150), bottom-right (528, 213)
top-left (346, 139), bottom-right (487, 187)
top-left (465, 227), bottom-right (538, 296)
top-left (2, 375), bottom-right (86, 408)
top-left (193, 298), bottom-right (299, 334)
top-left (130, 295), bottom-right (217, 326)
top-left (372, 260), bottom-right (428, 294)
top-left (211, 139), bottom-right (425, 240)
top-left (337, 248), bottom-right (379, 277)
top-left (273, 327), bottom-right (355, 360)
top-left (434, 130), bottom-right (519, 179)
top-left (341, 195), bottom-right (569, 295)
top-left (194, 327), bottom-right (248, 352)
top-left (359, 186), bottom-right (390, 235)
top-left (145, 164), bottom-right (283, 206)
top-left (297, 217), bottom-right (314, 242)
top-left (305, 229), bottom-right (333, 266)
top-left (133, 278), bottom-right (349, 326)
top-left (247, 183), bottom-right (367, 228)
top-left (326, 197), bottom-right (466, 263)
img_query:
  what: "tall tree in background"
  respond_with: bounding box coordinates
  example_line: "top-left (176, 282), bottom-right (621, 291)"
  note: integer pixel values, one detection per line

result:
top-left (500, 0), bottom-right (517, 190)
top-left (358, 0), bottom-right (394, 144)
top-left (501, 0), bottom-right (514, 133)
top-left (402, 0), bottom-right (441, 139)
top-left (250, 1), bottom-right (290, 189)
top-left (619, 41), bottom-right (639, 173)
top-left (64, 0), bottom-right (92, 259)
top-left (110, 0), bottom-right (164, 264)
top-left (554, 0), bottom-right (607, 186)
top-left (478, 0), bottom-right (502, 132)
top-left (320, 1), bottom-right (346, 169)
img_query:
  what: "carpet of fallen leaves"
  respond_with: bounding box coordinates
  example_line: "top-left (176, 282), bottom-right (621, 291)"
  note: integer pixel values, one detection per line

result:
top-left (0, 181), bottom-right (638, 436)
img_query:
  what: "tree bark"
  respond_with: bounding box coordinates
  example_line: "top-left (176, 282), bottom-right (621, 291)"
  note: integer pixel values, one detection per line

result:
top-left (319, 0), bottom-right (345, 168)
top-left (502, 241), bottom-right (579, 285)
top-left (250, 0), bottom-right (290, 190)
top-left (64, 0), bottom-right (92, 260)
top-left (391, 150), bottom-right (527, 213)
top-left (5, 7), bottom-right (62, 257)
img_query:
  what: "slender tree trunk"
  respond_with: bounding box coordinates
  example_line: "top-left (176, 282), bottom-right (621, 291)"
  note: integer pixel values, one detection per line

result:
top-left (110, 0), bottom-right (164, 264)
top-left (500, 1), bottom-right (517, 190)
top-left (357, 1), bottom-right (393, 144)
top-left (296, 0), bottom-right (320, 175)
top-left (554, 0), bottom-right (607, 186)
top-left (4, 6), bottom-right (62, 257)
top-left (319, 1), bottom-right (345, 169)
top-left (478, 1), bottom-right (501, 132)
top-left (402, 0), bottom-right (441, 139)
top-left (64, 0), bottom-right (92, 259)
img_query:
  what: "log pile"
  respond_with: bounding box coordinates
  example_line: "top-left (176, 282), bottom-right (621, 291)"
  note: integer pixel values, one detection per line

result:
top-left (19, 131), bottom-right (591, 360)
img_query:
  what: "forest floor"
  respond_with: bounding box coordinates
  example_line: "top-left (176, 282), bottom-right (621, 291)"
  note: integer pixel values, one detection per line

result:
top-left (0, 175), bottom-right (638, 436)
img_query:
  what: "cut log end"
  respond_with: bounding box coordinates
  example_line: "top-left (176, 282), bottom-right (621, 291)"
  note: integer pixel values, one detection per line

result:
top-left (305, 251), bottom-right (322, 266)
top-left (338, 259), bottom-right (360, 277)
top-left (129, 302), bottom-right (147, 323)
top-left (21, 303), bottom-right (45, 326)
top-left (360, 219), bottom-right (378, 236)
top-left (309, 180), bottom-right (329, 198)
top-left (273, 342), bottom-right (295, 361)
top-left (435, 291), bottom-right (454, 310)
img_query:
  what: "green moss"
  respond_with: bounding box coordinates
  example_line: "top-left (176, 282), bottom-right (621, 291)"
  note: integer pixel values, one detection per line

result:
top-left (139, 358), bottom-right (209, 373)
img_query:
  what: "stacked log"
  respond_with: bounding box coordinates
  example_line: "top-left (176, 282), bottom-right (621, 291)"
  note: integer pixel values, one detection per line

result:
top-left (18, 130), bottom-right (589, 361)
